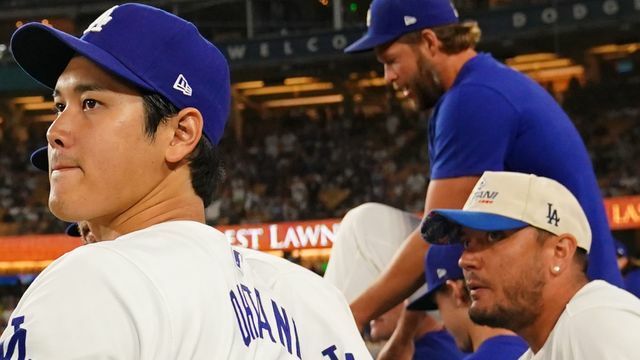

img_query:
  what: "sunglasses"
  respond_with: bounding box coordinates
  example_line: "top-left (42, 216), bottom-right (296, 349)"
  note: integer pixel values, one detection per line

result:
top-left (420, 212), bottom-right (463, 245)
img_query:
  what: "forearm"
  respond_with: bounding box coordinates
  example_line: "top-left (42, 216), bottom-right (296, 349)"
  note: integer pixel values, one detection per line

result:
top-left (350, 228), bottom-right (428, 330)
top-left (375, 308), bottom-right (426, 360)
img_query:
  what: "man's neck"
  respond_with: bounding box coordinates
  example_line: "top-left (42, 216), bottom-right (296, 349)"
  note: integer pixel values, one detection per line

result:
top-left (439, 49), bottom-right (478, 91)
top-left (517, 277), bottom-right (588, 353)
top-left (89, 168), bottom-right (205, 241)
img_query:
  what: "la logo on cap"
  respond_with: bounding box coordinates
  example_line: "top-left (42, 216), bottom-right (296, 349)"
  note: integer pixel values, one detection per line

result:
top-left (84, 5), bottom-right (118, 34)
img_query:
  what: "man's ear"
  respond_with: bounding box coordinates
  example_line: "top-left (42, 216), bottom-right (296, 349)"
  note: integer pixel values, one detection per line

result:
top-left (420, 29), bottom-right (440, 56)
top-left (549, 233), bottom-right (579, 276)
top-left (447, 279), bottom-right (468, 307)
top-left (165, 107), bottom-right (203, 164)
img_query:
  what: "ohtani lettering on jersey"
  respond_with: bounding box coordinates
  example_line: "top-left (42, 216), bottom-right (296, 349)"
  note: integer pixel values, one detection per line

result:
top-left (230, 284), bottom-right (302, 358)
top-left (0, 316), bottom-right (27, 360)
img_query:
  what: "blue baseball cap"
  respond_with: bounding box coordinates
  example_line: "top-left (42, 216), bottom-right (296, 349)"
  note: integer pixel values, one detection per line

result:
top-left (421, 172), bottom-right (592, 253)
top-left (408, 244), bottom-right (464, 311)
top-left (11, 3), bottom-right (230, 166)
top-left (344, 0), bottom-right (459, 53)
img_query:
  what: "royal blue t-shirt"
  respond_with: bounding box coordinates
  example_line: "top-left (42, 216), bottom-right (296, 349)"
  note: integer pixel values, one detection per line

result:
top-left (414, 328), bottom-right (465, 360)
top-left (427, 53), bottom-right (623, 286)
top-left (464, 335), bottom-right (527, 360)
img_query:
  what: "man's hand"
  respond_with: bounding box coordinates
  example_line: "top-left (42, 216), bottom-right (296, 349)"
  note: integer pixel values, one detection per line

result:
top-left (376, 308), bottom-right (426, 360)
top-left (377, 334), bottom-right (415, 360)
top-left (376, 321), bottom-right (416, 360)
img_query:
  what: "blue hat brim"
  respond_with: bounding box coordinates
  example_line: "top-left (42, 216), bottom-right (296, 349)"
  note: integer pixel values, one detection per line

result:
top-left (423, 210), bottom-right (528, 245)
top-left (30, 146), bottom-right (48, 171)
top-left (406, 283), bottom-right (443, 311)
top-left (344, 31), bottom-right (402, 53)
top-left (11, 23), bottom-right (153, 92)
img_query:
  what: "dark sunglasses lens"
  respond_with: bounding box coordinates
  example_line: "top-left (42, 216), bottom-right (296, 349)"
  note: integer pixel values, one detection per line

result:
top-left (421, 213), bottom-right (461, 244)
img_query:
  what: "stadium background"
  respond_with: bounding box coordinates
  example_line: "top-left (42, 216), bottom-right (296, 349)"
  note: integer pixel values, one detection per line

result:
top-left (0, 0), bottom-right (639, 335)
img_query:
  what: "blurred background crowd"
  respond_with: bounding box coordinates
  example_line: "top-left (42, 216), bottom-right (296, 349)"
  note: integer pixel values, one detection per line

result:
top-left (1, 79), bottom-right (639, 234)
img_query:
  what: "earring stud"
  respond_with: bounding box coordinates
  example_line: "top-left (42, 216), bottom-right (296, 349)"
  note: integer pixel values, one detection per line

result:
top-left (552, 265), bottom-right (561, 273)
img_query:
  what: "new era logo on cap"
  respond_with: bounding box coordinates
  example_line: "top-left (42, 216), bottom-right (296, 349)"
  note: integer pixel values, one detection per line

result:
top-left (173, 74), bottom-right (193, 96)
top-left (404, 16), bottom-right (417, 26)
top-left (436, 268), bottom-right (447, 279)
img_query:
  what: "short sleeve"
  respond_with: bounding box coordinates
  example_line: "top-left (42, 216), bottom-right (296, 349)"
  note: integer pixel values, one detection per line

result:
top-left (430, 84), bottom-right (520, 179)
top-left (0, 246), bottom-right (169, 359)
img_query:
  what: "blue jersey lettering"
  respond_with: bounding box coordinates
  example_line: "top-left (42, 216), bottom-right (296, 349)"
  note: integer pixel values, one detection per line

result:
top-left (322, 345), bottom-right (354, 360)
top-left (239, 285), bottom-right (258, 339)
top-left (254, 288), bottom-right (276, 343)
top-left (322, 345), bottom-right (338, 360)
top-left (229, 290), bottom-right (252, 346)
top-left (230, 282), bottom-right (303, 357)
top-left (272, 300), bottom-right (293, 356)
top-left (292, 318), bottom-right (301, 359)
top-left (0, 316), bottom-right (27, 360)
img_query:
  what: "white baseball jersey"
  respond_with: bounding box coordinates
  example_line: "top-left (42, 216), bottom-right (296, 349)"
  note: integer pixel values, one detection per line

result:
top-left (518, 280), bottom-right (640, 360)
top-left (0, 221), bottom-right (371, 359)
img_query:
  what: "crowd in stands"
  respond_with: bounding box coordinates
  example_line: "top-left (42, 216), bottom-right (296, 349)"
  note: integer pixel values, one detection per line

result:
top-left (210, 105), bottom-right (428, 225)
top-left (1, 79), bottom-right (640, 236)
top-left (565, 79), bottom-right (640, 197)
top-left (0, 118), bottom-right (59, 235)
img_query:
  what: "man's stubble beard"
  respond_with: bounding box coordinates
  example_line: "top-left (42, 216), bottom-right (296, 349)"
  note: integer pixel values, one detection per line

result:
top-left (413, 52), bottom-right (445, 110)
top-left (468, 256), bottom-right (546, 333)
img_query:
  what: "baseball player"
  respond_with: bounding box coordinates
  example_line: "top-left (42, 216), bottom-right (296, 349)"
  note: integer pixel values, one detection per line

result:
top-left (0, 3), bottom-right (370, 359)
top-left (324, 203), bottom-right (464, 360)
top-left (422, 171), bottom-right (640, 359)
top-left (410, 244), bottom-right (527, 359)
top-left (336, 0), bottom-right (623, 336)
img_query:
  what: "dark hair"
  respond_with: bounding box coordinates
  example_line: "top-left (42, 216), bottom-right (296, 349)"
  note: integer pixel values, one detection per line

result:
top-left (141, 92), bottom-right (223, 207)
top-left (399, 21), bottom-right (482, 54)
top-left (574, 248), bottom-right (589, 274)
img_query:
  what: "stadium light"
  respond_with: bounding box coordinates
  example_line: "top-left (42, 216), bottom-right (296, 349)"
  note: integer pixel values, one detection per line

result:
top-left (233, 80), bottom-right (265, 90)
top-left (283, 77), bottom-right (317, 85)
top-left (263, 94), bottom-right (344, 108)
top-left (243, 82), bottom-right (334, 96)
